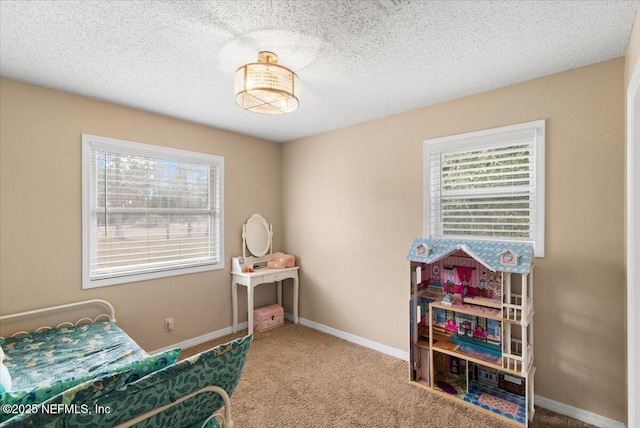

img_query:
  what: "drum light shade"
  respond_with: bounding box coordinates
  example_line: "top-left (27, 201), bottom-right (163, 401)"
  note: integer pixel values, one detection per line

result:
top-left (234, 51), bottom-right (299, 114)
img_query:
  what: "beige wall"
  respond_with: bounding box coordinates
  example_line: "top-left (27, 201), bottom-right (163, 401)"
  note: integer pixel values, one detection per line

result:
top-left (281, 59), bottom-right (626, 422)
top-left (0, 77), bottom-right (282, 351)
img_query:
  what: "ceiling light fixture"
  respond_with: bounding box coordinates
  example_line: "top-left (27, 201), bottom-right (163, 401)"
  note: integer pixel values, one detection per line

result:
top-left (234, 51), bottom-right (299, 114)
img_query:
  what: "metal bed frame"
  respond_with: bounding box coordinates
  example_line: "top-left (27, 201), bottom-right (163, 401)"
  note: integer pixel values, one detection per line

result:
top-left (0, 299), bottom-right (233, 427)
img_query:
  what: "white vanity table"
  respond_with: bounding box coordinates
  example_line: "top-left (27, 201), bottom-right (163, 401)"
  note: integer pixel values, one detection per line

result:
top-left (231, 214), bottom-right (299, 335)
top-left (231, 266), bottom-right (299, 335)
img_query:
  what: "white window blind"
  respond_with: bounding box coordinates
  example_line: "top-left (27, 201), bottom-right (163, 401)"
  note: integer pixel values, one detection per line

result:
top-left (424, 120), bottom-right (545, 256)
top-left (82, 135), bottom-right (224, 288)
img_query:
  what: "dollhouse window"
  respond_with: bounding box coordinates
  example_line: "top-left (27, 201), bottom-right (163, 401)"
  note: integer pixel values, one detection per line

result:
top-left (416, 243), bottom-right (429, 256)
top-left (423, 120), bottom-right (545, 256)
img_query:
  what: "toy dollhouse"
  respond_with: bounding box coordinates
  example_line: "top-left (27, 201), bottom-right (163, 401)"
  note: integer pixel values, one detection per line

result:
top-left (407, 238), bottom-right (535, 426)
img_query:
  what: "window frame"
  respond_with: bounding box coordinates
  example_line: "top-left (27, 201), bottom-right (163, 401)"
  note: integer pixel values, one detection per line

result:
top-left (81, 134), bottom-right (225, 289)
top-left (423, 120), bottom-right (545, 257)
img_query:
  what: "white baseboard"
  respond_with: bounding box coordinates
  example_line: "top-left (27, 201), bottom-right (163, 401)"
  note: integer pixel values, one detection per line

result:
top-left (150, 321), bottom-right (248, 354)
top-left (285, 313), bottom-right (409, 361)
top-left (534, 395), bottom-right (624, 428)
top-left (155, 314), bottom-right (624, 428)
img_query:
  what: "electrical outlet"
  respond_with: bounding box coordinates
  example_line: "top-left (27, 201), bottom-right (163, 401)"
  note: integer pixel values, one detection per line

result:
top-left (165, 317), bottom-right (174, 332)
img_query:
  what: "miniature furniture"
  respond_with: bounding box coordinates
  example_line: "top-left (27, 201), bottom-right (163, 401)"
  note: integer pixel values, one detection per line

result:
top-left (231, 214), bottom-right (299, 335)
top-left (407, 239), bottom-right (535, 427)
top-left (0, 299), bottom-right (251, 427)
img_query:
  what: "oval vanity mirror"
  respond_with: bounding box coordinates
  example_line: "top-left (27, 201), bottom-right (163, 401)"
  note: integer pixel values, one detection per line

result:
top-left (244, 214), bottom-right (271, 257)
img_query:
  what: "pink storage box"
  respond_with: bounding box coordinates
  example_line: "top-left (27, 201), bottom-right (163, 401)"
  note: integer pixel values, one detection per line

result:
top-left (267, 260), bottom-right (285, 269)
top-left (270, 252), bottom-right (296, 268)
top-left (253, 304), bottom-right (284, 332)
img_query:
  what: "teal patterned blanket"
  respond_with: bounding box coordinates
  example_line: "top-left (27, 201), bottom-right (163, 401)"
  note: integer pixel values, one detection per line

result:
top-left (0, 322), bottom-right (146, 392)
top-left (1, 334), bottom-right (252, 427)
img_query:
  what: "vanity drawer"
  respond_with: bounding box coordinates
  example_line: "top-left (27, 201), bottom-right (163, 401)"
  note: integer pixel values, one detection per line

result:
top-left (263, 272), bottom-right (285, 283)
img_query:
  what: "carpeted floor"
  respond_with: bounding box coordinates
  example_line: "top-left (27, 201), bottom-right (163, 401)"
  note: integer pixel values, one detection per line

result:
top-left (180, 321), bottom-right (595, 428)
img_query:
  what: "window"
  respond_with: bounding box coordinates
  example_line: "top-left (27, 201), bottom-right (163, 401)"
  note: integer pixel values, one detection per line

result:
top-left (424, 120), bottom-right (545, 256)
top-left (82, 134), bottom-right (224, 289)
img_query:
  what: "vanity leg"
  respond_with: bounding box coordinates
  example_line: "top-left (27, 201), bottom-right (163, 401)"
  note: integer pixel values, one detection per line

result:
top-left (232, 280), bottom-right (238, 334)
top-left (247, 285), bottom-right (254, 335)
top-left (277, 281), bottom-right (283, 306)
top-left (293, 275), bottom-right (299, 325)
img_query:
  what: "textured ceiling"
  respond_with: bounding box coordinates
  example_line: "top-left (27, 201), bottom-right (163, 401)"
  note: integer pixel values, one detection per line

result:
top-left (1, 0), bottom-right (638, 143)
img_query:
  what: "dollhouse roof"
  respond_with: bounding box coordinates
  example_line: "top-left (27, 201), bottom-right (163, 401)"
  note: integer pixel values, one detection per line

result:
top-left (406, 238), bottom-right (534, 274)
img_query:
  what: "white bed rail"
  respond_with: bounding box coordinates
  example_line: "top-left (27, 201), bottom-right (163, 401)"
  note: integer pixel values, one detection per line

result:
top-left (114, 385), bottom-right (233, 428)
top-left (0, 299), bottom-right (116, 339)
